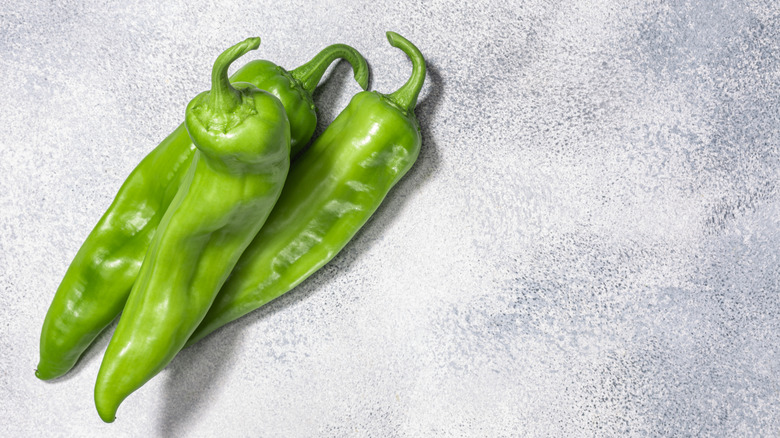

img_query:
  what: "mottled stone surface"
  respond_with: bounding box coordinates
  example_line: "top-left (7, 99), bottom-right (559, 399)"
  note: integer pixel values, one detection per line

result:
top-left (1, 0), bottom-right (779, 436)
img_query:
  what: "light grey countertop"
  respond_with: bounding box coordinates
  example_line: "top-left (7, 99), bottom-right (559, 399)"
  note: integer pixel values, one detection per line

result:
top-left (2, 0), bottom-right (779, 436)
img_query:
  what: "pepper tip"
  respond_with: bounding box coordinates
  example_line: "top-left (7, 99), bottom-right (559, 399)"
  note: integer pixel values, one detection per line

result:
top-left (245, 37), bottom-right (261, 51)
top-left (34, 364), bottom-right (57, 381)
top-left (96, 403), bottom-right (118, 423)
top-left (386, 31), bottom-right (397, 46)
top-left (95, 381), bottom-right (121, 423)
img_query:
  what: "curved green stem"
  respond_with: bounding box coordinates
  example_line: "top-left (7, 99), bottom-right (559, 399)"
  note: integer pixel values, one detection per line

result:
top-left (385, 31), bottom-right (426, 112)
top-left (290, 43), bottom-right (370, 94)
top-left (209, 37), bottom-right (261, 112)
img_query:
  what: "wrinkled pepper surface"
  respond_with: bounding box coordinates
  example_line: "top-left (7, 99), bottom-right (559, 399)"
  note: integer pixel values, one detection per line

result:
top-left (186, 31), bottom-right (425, 346)
top-left (36, 42), bottom-right (368, 380)
top-left (94, 38), bottom-right (291, 422)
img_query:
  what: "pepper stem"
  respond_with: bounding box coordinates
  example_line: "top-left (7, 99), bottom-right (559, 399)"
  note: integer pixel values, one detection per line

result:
top-left (209, 37), bottom-right (261, 112)
top-left (290, 44), bottom-right (370, 94)
top-left (385, 32), bottom-right (426, 112)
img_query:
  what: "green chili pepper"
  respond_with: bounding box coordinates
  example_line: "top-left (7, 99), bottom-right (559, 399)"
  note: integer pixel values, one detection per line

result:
top-left (36, 43), bottom-right (368, 381)
top-left (186, 31), bottom-right (425, 347)
top-left (93, 37), bottom-right (291, 423)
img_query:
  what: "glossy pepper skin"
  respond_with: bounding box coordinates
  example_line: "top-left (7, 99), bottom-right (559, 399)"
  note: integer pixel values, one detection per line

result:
top-left (36, 43), bottom-right (368, 381)
top-left (186, 31), bottom-right (425, 347)
top-left (94, 38), bottom-right (290, 423)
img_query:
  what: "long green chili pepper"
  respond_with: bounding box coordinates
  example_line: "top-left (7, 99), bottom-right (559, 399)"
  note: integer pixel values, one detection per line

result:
top-left (36, 43), bottom-right (368, 381)
top-left (186, 31), bottom-right (425, 347)
top-left (94, 38), bottom-right (291, 423)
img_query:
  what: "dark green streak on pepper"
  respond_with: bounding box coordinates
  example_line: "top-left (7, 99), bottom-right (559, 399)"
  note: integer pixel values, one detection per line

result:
top-left (36, 43), bottom-right (367, 381)
top-left (186, 31), bottom-right (426, 347)
top-left (95, 38), bottom-right (290, 423)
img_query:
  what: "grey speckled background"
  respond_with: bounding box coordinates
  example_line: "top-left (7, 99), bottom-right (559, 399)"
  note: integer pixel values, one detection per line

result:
top-left (2, 0), bottom-right (779, 436)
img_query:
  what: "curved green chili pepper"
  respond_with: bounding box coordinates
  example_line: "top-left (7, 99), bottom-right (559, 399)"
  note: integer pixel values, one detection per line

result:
top-left (186, 31), bottom-right (425, 347)
top-left (36, 43), bottom-right (368, 381)
top-left (94, 38), bottom-right (290, 423)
